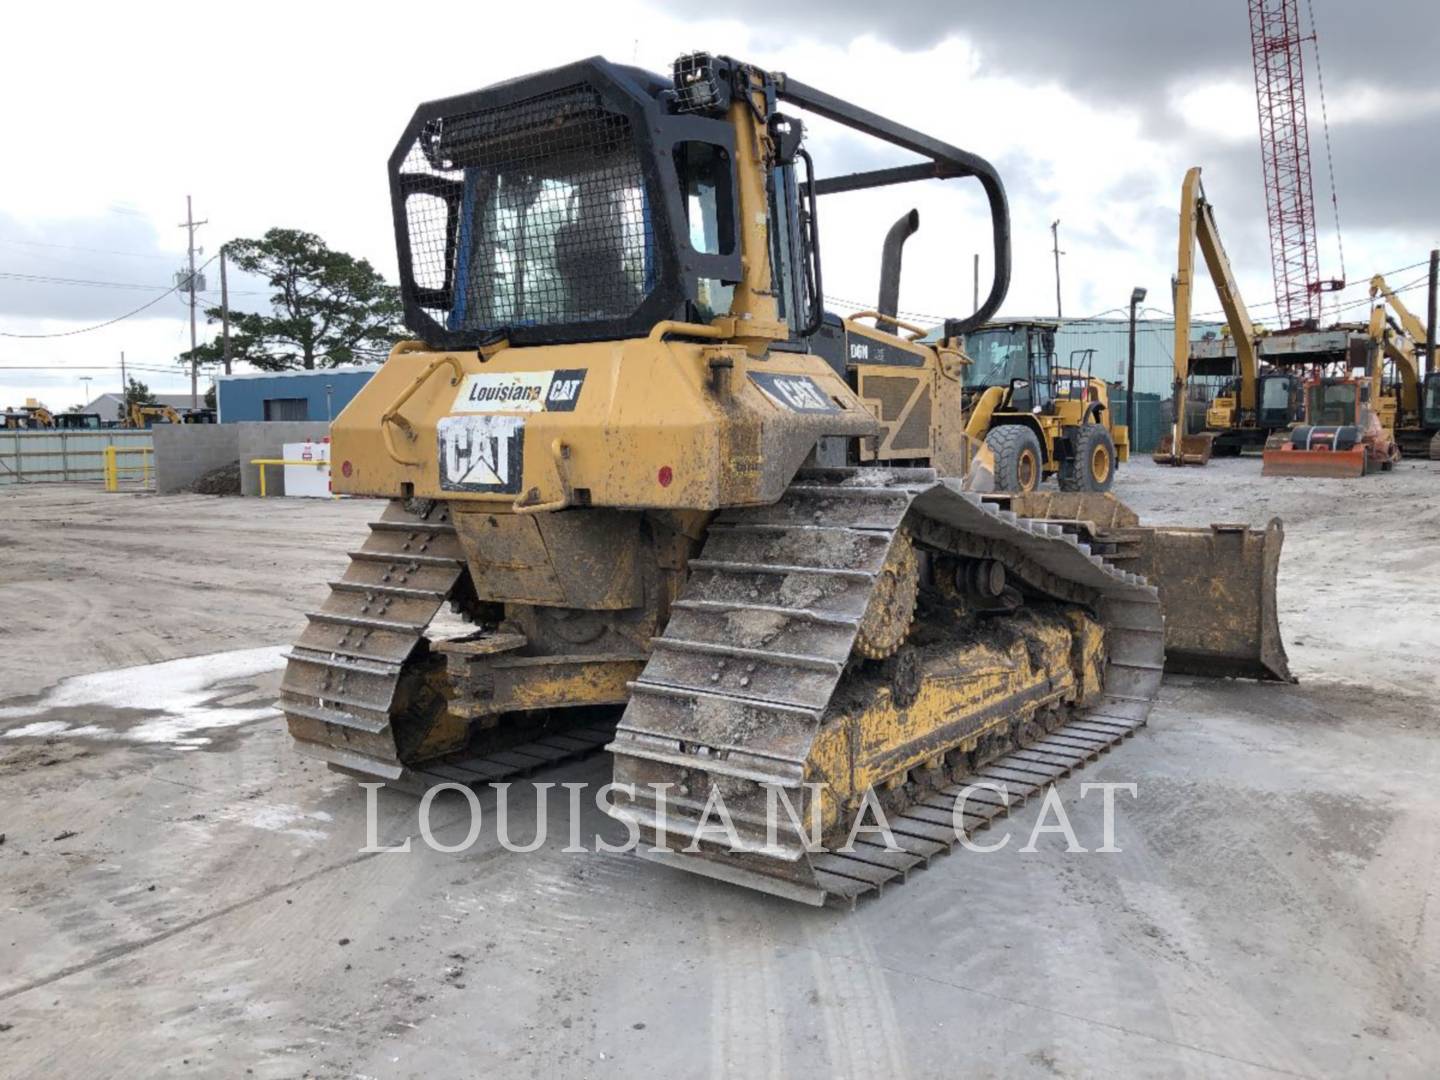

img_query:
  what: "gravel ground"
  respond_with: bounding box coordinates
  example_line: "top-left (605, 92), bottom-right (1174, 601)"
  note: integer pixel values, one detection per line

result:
top-left (0, 461), bottom-right (1436, 1079)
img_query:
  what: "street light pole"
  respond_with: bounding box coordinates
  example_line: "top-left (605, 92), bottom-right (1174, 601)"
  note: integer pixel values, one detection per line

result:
top-left (1050, 220), bottom-right (1064, 319)
top-left (1126, 287), bottom-right (1147, 439)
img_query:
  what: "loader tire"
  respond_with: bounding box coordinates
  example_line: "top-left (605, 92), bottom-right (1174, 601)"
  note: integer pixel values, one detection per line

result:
top-left (1059, 423), bottom-right (1116, 493)
top-left (984, 425), bottom-right (1044, 493)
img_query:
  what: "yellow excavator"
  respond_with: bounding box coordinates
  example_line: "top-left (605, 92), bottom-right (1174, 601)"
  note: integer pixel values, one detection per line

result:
top-left (127, 402), bottom-right (184, 428)
top-left (125, 402), bottom-right (214, 427)
top-left (281, 54), bottom-right (1291, 905)
top-left (1368, 273), bottom-right (1440, 457)
top-left (1156, 167), bottom-right (1303, 465)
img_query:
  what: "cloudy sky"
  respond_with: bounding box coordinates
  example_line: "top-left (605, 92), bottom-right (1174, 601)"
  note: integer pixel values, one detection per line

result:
top-left (3, 0), bottom-right (1436, 409)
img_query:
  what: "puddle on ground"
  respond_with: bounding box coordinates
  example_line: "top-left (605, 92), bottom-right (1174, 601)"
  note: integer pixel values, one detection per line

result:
top-left (215, 802), bottom-right (335, 842)
top-left (0, 646), bottom-right (287, 749)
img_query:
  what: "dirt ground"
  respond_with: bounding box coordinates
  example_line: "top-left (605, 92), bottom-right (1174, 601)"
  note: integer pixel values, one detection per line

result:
top-left (1, 460), bottom-right (1437, 1079)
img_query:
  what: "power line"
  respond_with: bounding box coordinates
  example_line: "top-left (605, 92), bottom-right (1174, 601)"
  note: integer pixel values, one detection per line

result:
top-left (823, 257), bottom-right (1435, 330)
top-left (0, 364), bottom-right (182, 371)
top-left (0, 270), bottom-right (263, 297)
top-left (0, 236), bottom-right (177, 260)
top-left (0, 253), bottom-right (218, 339)
top-left (0, 271), bottom-right (175, 292)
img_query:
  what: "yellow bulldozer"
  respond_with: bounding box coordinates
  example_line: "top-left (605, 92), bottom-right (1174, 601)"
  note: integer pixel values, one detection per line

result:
top-left (960, 321), bottom-right (1129, 492)
top-left (281, 54), bottom-right (1291, 905)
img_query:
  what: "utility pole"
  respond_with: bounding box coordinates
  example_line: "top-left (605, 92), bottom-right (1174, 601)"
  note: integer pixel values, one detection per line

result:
top-left (120, 351), bottom-right (127, 423)
top-left (1050, 220), bottom-right (1064, 320)
top-left (1427, 248), bottom-right (1438, 378)
top-left (178, 196), bottom-right (208, 409)
top-left (972, 253), bottom-right (979, 315)
top-left (219, 244), bottom-right (233, 376)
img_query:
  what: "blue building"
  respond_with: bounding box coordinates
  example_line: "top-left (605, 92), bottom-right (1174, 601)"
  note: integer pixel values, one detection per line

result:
top-left (1049, 317), bottom-right (1224, 452)
top-left (215, 366), bottom-right (380, 423)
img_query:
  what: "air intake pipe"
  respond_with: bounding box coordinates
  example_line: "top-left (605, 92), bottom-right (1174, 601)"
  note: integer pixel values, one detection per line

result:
top-left (876, 209), bottom-right (919, 335)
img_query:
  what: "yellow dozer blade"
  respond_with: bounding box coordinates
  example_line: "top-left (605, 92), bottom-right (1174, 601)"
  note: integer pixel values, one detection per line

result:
top-left (1152, 431), bottom-right (1215, 466)
top-left (1008, 493), bottom-right (1292, 682)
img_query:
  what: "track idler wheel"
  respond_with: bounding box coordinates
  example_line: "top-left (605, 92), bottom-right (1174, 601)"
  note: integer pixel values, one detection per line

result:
top-left (855, 531), bottom-right (919, 660)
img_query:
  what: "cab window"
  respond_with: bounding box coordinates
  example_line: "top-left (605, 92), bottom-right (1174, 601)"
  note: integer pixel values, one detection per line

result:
top-left (769, 164), bottom-right (805, 334)
top-left (675, 142), bottom-right (735, 321)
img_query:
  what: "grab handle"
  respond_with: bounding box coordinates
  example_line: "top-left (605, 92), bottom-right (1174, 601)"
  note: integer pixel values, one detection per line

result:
top-left (381, 352), bottom-right (463, 466)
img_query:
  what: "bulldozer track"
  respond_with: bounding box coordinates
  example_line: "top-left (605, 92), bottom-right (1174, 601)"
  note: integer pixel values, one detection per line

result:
top-left (373, 718), bottom-right (621, 798)
top-left (611, 467), bottom-right (1165, 906)
top-left (281, 499), bottom-right (468, 782)
top-left (280, 499), bottom-right (626, 791)
top-left (801, 711), bottom-right (1143, 908)
top-left (280, 476), bottom-right (1165, 908)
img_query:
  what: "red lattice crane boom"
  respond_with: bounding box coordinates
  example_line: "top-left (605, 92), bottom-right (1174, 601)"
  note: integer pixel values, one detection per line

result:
top-left (1248, 0), bottom-right (1342, 328)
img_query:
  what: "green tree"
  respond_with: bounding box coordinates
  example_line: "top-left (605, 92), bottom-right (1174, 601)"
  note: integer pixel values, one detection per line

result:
top-left (182, 229), bottom-right (404, 372)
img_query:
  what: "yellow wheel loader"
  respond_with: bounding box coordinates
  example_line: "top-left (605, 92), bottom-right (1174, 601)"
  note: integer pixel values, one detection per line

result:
top-left (961, 322), bottom-right (1129, 492)
top-left (283, 54), bottom-right (1291, 905)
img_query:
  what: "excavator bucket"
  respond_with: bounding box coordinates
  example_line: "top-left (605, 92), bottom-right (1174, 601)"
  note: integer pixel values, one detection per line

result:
top-left (1261, 444), bottom-right (1367, 478)
top-left (1008, 493), bottom-right (1292, 682)
top-left (1152, 431), bottom-right (1215, 466)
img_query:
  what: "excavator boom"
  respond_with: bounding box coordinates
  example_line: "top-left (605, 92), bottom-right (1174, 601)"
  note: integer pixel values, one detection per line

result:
top-left (1156, 167), bottom-right (1265, 466)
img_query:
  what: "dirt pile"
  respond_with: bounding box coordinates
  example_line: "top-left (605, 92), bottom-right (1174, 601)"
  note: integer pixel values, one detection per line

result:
top-left (191, 462), bottom-right (242, 495)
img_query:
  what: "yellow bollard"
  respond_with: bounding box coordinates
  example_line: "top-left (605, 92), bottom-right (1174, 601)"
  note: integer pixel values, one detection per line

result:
top-left (259, 463), bottom-right (268, 497)
top-left (103, 446), bottom-right (117, 492)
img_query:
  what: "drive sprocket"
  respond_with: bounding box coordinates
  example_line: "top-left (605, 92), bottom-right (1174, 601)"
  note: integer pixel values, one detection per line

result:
top-left (854, 530), bottom-right (919, 660)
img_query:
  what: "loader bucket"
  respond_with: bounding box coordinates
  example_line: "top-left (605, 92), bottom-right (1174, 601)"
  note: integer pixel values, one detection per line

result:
top-left (1261, 445), bottom-right (1367, 478)
top-left (1152, 431), bottom-right (1215, 466)
top-left (1132, 519), bottom-right (1293, 682)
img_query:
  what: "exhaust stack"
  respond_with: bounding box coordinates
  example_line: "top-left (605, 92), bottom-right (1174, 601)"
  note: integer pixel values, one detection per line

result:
top-left (877, 209), bottom-right (919, 335)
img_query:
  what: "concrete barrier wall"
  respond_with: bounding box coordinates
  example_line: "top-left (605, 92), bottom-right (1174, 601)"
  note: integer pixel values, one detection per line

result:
top-left (151, 425), bottom-right (241, 494)
top-left (149, 421), bottom-right (333, 496)
top-left (237, 422), bottom-right (333, 496)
